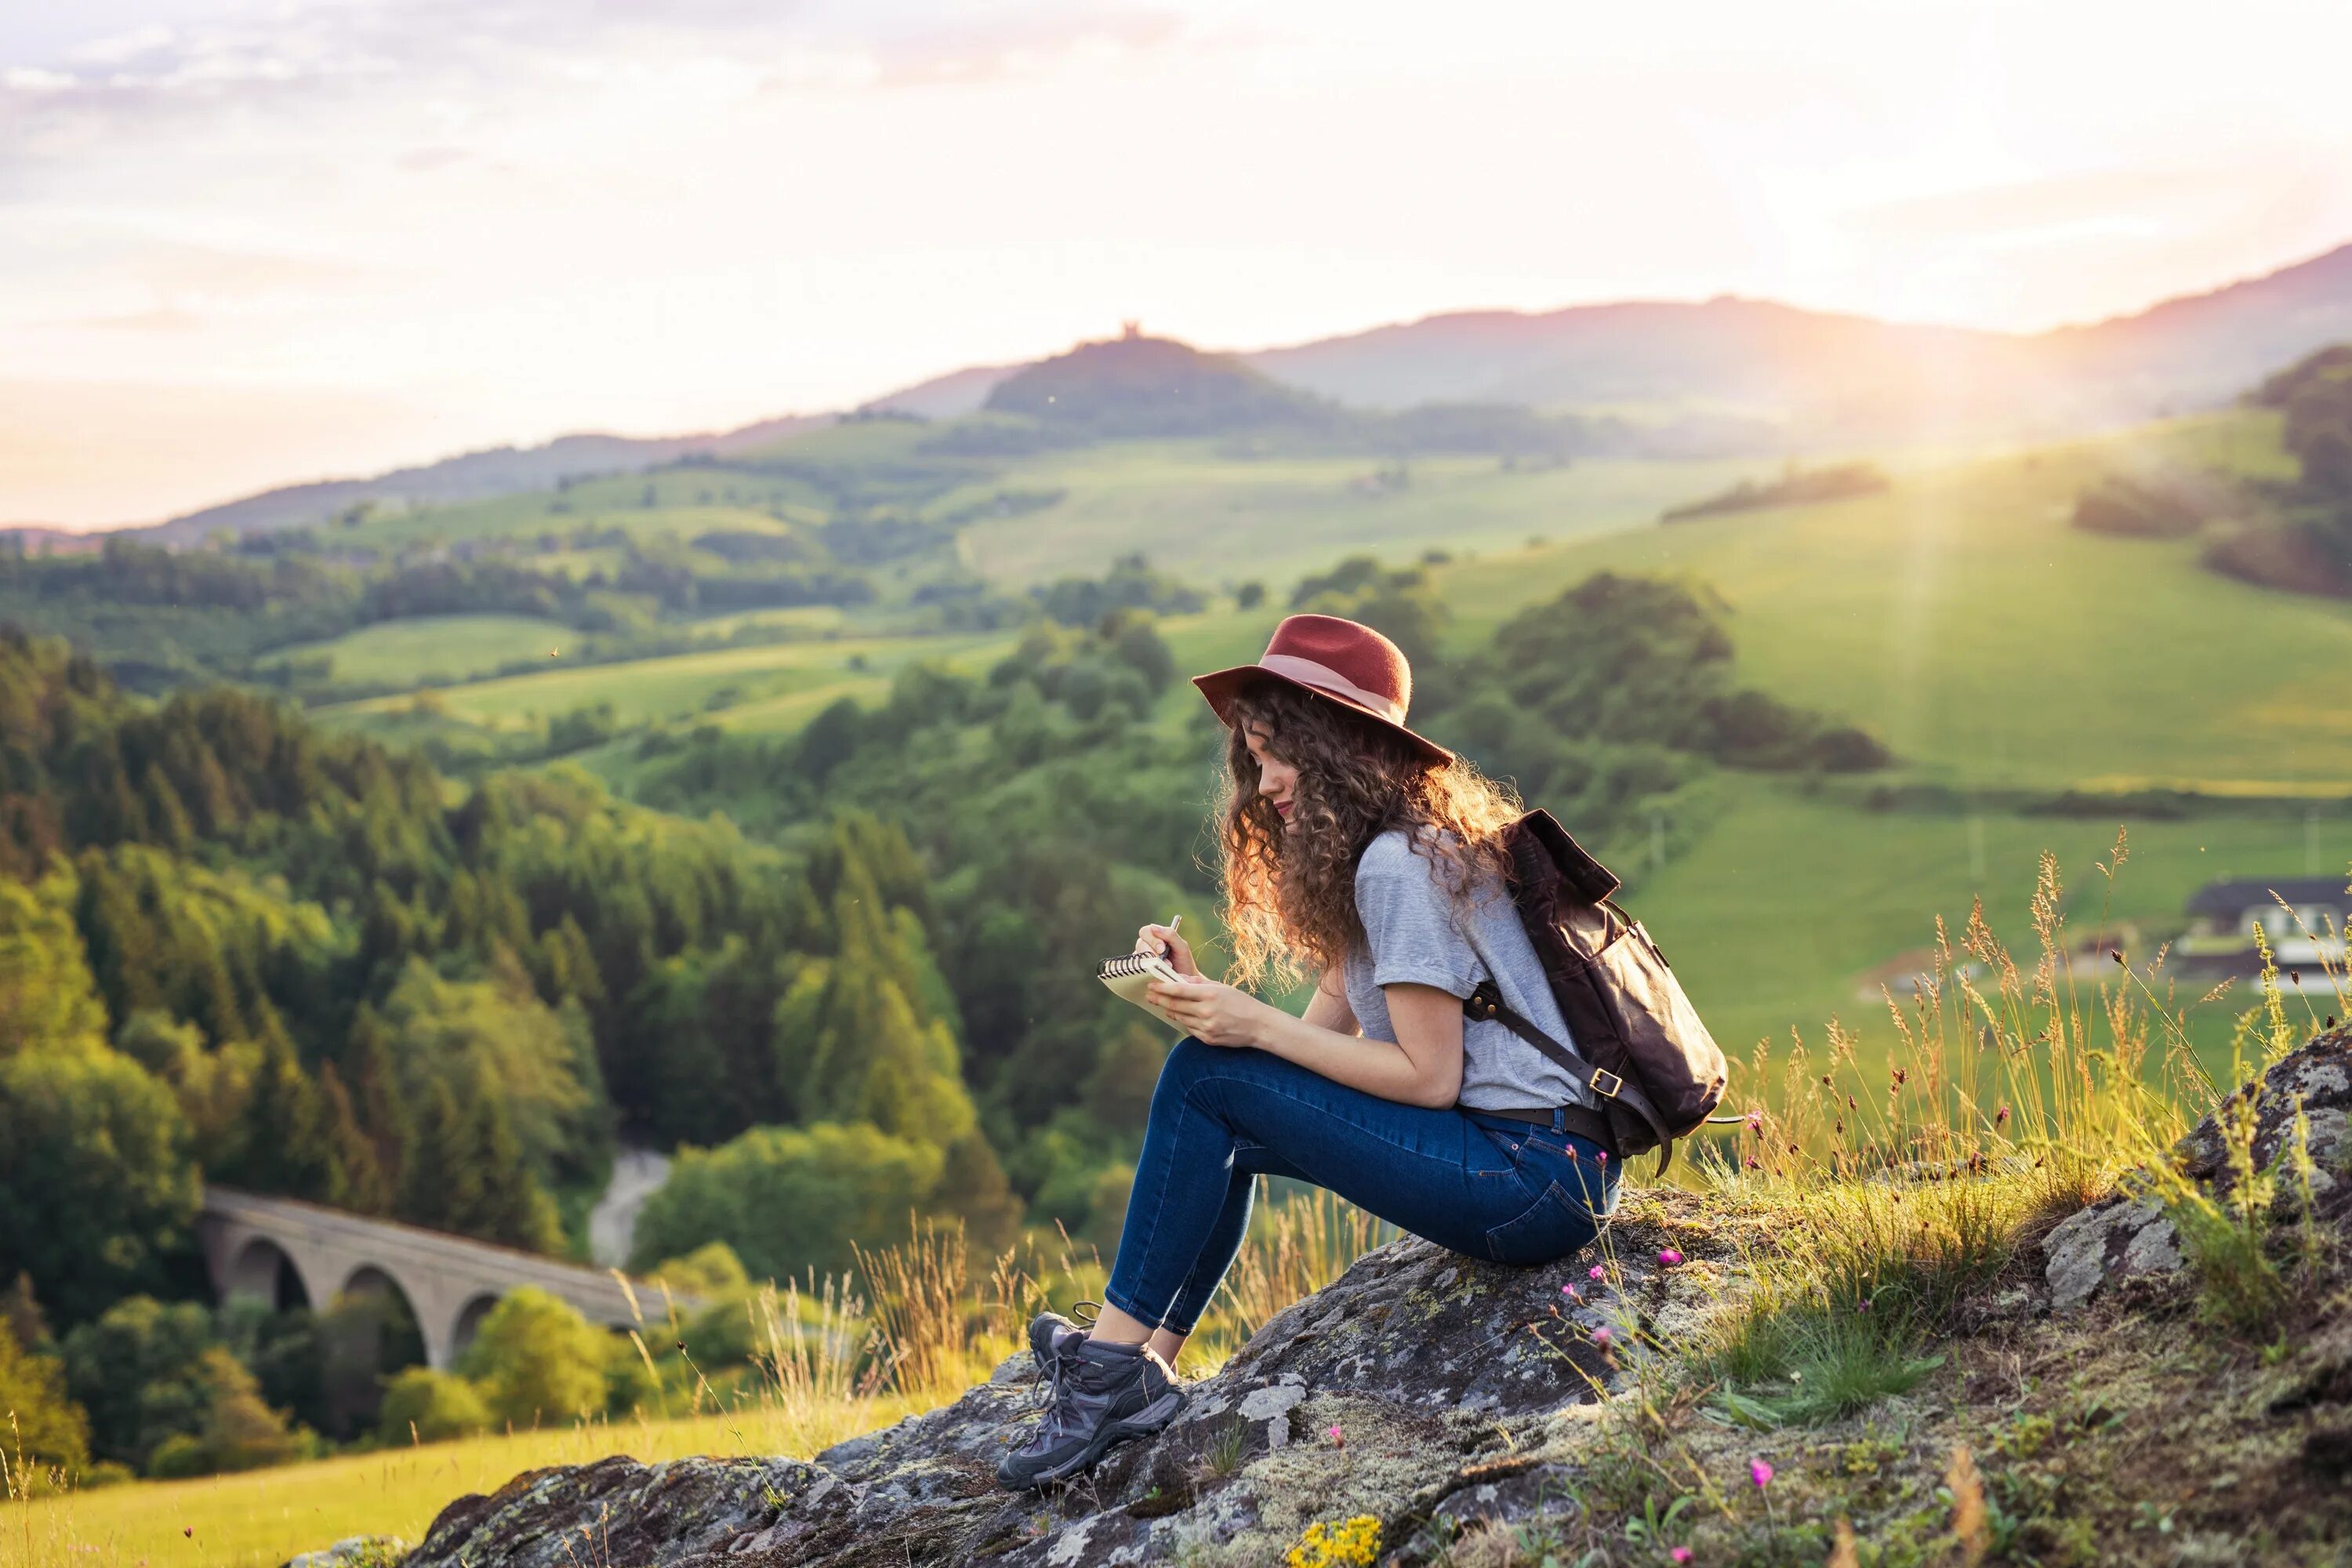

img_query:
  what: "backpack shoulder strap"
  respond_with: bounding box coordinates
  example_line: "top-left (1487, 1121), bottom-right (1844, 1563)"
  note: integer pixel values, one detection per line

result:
top-left (1465, 981), bottom-right (1679, 1178)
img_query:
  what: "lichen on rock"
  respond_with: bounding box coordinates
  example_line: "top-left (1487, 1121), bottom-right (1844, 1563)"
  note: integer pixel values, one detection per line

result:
top-left (2043, 1026), bottom-right (2352, 1312)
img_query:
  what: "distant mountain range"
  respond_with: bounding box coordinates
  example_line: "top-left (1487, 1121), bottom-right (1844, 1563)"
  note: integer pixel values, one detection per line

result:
top-left (1266, 241), bottom-right (2352, 429)
top-left (124, 412), bottom-right (833, 546)
top-left (897, 241), bottom-right (2352, 437)
top-left (45, 238), bottom-right (2352, 543)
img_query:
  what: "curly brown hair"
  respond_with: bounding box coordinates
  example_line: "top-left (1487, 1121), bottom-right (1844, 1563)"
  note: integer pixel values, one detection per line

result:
top-left (1213, 679), bottom-right (1523, 989)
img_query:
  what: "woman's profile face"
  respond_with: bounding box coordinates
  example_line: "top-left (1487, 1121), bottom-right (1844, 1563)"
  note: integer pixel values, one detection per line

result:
top-left (1243, 722), bottom-right (1298, 829)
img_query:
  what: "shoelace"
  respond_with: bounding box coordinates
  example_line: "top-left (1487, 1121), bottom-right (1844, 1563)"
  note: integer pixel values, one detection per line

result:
top-left (1025, 1301), bottom-right (1102, 1426)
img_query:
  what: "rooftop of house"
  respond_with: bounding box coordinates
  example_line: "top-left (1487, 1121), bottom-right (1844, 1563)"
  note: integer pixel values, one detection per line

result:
top-left (2185, 877), bottom-right (2347, 920)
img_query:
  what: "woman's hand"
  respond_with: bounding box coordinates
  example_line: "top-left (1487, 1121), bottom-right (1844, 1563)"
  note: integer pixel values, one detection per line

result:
top-left (1145, 976), bottom-right (1269, 1047)
top-left (1135, 923), bottom-right (1200, 978)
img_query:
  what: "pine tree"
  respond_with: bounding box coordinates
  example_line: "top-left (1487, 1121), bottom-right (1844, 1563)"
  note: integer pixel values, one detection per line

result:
top-left (397, 1080), bottom-right (482, 1234)
top-left (317, 1063), bottom-right (391, 1215)
top-left (230, 1029), bottom-right (345, 1202)
top-left (463, 1088), bottom-right (562, 1252)
top-left (140, 763), bottom-right (194, 852)
top-left (340, 1004), bottom-right (414, 1203)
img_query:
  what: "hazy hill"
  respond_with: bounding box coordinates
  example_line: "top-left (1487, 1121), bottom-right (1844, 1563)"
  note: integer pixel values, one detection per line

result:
top-left (863, 362), bottom-right (1018, 419)
top-left (873, 240), bottom-right (2352, 441)
top-left (1245, 242), bottom-right (2352, 438)
top-left (2041, 241), bottom-right (2352, 404)
top-left (143, 412), bottom-right (833, 543)
top-left (980, 330), bottom-right (1341, 437)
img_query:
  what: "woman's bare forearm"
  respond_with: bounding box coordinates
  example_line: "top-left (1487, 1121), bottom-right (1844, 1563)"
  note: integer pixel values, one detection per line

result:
top-left (1247, 1002), bottom-right (1454, 1107)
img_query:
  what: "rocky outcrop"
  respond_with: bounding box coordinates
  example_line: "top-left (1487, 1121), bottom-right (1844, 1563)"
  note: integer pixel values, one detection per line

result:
top-left (2045, 1026), bottom-right (2351, 1312)
top-left (394, 1191), bottom-right (1736, 1568)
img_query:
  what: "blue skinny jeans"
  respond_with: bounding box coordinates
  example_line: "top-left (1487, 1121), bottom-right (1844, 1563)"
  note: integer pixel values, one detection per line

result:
top-left (1103, 1037), bottom-right (1620, 1335)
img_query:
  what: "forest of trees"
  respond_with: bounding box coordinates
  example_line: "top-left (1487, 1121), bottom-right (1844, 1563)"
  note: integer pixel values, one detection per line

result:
top-left (0, 626), bottom-right (1003, 1319)
top-left (0, 527), bottom-right (883, 689)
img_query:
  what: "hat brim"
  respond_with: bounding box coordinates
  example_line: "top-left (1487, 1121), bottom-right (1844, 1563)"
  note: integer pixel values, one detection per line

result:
top-left (1192, 664), bottom-right (1454, 766)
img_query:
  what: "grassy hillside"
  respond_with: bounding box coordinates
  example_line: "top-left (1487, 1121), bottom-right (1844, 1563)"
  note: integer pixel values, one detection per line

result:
top-left (1434, 411), bottom-right (2350, 791)
top-left (327, 630), bottom-right (1007, 734)
top-left (261, 614), bottom-right (579, 685)
top-left (956, 446), bottom-right (1762, 589)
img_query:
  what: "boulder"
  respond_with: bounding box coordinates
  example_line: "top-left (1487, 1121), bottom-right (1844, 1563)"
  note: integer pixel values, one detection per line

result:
top-left (2044, 1025), bottom-right (2351, 1312)
top-left (397, 1191), bottom-right (1736, 1568)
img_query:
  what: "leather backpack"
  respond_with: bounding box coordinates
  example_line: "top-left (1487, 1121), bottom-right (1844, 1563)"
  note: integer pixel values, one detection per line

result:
top-left (1462, 810), bottom-right (1729, 1176)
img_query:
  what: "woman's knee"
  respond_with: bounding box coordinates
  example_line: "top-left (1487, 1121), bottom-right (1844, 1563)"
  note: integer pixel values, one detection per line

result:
top-left (1154, 1035), bottom-right (1219, 1094)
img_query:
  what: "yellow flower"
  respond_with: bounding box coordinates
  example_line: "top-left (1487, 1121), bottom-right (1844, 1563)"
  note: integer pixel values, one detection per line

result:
top-left (1283, 1514), bottom-right (1383, 1568)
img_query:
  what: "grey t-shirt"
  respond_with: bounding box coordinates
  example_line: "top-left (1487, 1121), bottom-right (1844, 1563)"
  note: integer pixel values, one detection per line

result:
top-left (1341, 826), bottom-right (1594, 1112)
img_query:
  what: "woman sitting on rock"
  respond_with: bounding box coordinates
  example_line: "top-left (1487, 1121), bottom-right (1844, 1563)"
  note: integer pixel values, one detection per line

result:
top-left (998, 613), bottom-right (1618, 1490)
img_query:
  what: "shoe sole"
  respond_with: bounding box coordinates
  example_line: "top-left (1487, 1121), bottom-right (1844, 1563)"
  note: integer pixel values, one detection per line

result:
top-left (1000, 1387), bottom-right (1187, 1490)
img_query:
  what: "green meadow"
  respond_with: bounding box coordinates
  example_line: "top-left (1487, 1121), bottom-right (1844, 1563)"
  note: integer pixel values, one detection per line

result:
top-left (951, 443), bottom-right (1767, 589)
top-left (263, 613), bottom-right (580, 685)
top-left (1434, 412), bottom-right (2352, 792)
top-left (328, 630), bottom-right (1009, 732)
top-left (1629, 779), bottom-right (2326, 1070)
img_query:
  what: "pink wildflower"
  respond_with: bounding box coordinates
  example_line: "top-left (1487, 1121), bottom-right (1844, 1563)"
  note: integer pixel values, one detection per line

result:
top-left (1589, 1264), bottom-right (1606, 1279)
top-left (1328, 1424), bottom-right (1343, 1447)
top-left (1658, 1249), bottom-right (1684, 1268)
top-left (1591, 1326), bottom-right (1613, 1346)
top-left (1750, 1458), bottom-right (1773, 1488)
top-left (1859, 1298), bottom-right (1872, 1312)
top-left (1745, 1110), bottom-right (1764, 1134)
top-left (1563, 1283), bottom-right (1581, 1301)
top-left (1596, 1151), bottom-right (1609, 1165)
top-left (1671, 1551), bottom-right (1693, 1565)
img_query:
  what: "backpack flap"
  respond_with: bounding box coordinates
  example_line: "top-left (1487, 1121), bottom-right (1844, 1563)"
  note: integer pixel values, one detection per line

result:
top-left (1516, 808), bottom-right (1621, 906)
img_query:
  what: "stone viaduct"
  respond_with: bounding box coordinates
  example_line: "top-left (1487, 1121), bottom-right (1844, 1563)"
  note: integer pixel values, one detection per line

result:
top-left (196, 1187), bottom-right (702, 1370)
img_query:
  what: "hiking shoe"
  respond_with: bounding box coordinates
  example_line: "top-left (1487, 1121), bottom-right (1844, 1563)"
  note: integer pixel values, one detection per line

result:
top-left (996, 1338), bottom-right (1185, 1490)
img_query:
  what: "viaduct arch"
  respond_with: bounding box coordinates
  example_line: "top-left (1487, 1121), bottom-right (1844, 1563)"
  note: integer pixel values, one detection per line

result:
top-left (196, 1187), bottom-right (700, 1370)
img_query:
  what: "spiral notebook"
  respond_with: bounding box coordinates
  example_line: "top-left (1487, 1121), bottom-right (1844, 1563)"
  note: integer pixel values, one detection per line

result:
top-left (1098, 950), bottom-right (1189, 1033)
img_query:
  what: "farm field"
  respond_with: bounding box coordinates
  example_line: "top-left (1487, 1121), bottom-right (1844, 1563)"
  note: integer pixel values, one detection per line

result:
top-left (349, 474), bottom-right (826, 552)
top-left (954, 443), bottom-right (1772, 590)
top-left (9, 1400), bottom-right (930, 1568)
top-left (326, 630), bottom-right (1011, 732)
top-left (262, 615), bottom-right (580, 686)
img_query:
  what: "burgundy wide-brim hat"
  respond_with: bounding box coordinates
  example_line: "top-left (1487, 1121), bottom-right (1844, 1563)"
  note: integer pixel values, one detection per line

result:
top-left (1192, 613), bottom-right (1454, 765)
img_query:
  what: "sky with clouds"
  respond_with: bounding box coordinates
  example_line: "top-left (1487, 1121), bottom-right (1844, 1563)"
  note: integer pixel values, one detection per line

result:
top-left (5, 0), bottom-right (2350, 526)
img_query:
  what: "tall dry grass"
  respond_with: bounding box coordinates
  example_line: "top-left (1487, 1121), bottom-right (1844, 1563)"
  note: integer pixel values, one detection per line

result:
top-left (1693, 833), bottom-right (2345, 1421)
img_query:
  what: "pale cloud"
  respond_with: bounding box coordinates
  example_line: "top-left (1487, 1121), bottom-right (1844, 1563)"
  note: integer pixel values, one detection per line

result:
top-left (3, 0), bottom-right (2351, 524)
top-left (74, 306), bottom-right (203, 332)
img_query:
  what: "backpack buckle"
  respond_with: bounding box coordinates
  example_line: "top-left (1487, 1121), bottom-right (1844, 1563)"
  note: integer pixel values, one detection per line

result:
top-left (1589, 1069), bottom-right (1623, 1099)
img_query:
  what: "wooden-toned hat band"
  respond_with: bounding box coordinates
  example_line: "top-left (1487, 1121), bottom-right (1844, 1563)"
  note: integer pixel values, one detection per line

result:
top-left (1254, 653), bottom-right (1407, 724)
